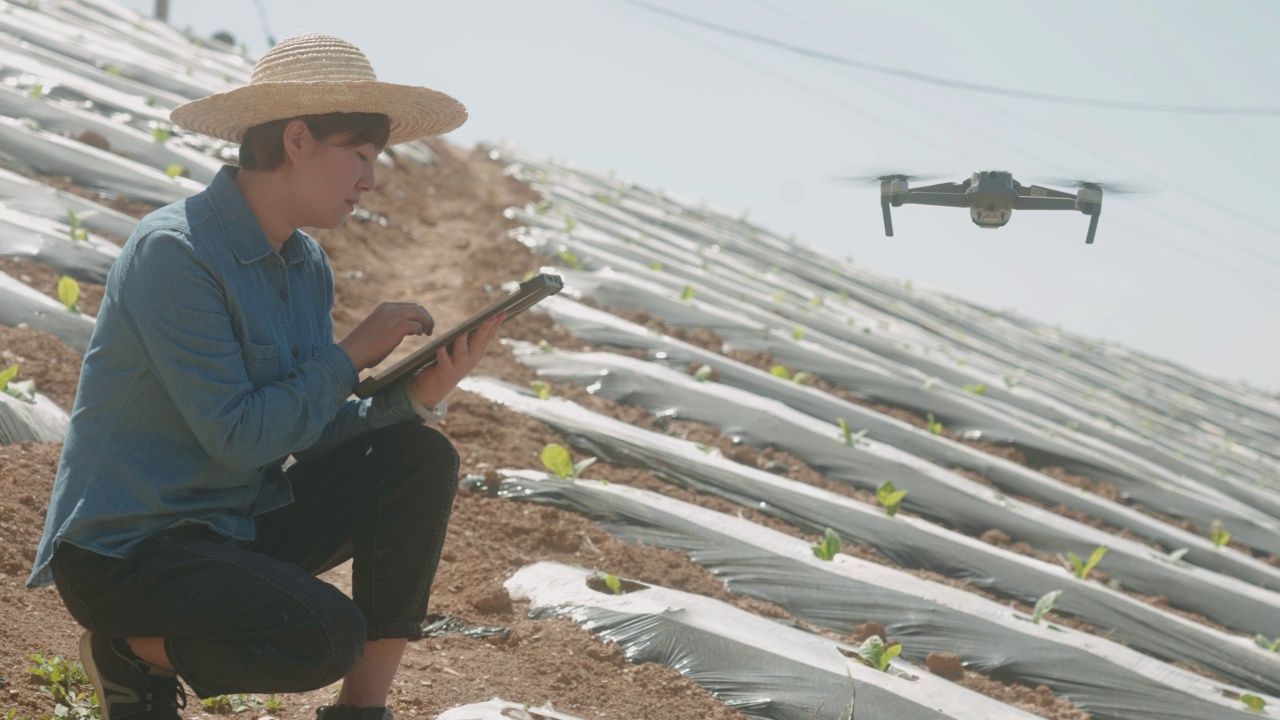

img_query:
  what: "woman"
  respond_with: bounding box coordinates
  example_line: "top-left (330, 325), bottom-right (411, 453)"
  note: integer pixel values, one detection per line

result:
top-left (26, 33), bottom-right (497, 720)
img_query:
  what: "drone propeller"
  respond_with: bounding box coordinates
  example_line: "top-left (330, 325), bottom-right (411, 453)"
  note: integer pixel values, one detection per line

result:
top-left (833, 172), bottom-right (943, 185)
top-left (1040, 178), bottom-right (1148, 195)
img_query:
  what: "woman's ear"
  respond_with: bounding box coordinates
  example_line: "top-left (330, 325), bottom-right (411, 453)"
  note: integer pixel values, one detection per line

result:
top-left (280, 119), bottom-right (312, 166)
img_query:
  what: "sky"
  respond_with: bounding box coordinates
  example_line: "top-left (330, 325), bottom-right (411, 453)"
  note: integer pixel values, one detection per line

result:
top-left (115, 0), bottom-right (1280, 391)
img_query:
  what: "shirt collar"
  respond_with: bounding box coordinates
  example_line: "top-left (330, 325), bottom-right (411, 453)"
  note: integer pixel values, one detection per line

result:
top-left (207, 165), bottom-right (306, 266)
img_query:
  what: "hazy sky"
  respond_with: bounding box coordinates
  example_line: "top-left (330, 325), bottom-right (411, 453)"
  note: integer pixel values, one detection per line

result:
top-left (117, 0), bottom-right (1280, 391)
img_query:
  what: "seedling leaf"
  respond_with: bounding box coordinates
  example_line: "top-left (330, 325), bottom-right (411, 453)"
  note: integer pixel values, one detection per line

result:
top-left (811, 527), bottom-right (841, 561)
top-left (792, 325), bottom-right (804, 341)
top-left (57, 276), bottom-right (79, 313)
top-left (530, 380), bottom-right (551, 400)
top-left (1211, 520), bottom-right (1230, 548)
top-left (1033, 590), bottom-right (1062, 624)
top-left (572, 457), bottom-right (597, 477)
top-left (926, 413), bottom-right (943, 435)
top-left (1255, 634), bottom-right (1280, 652)
top-left (1241, 694), bottom-right (1266, 711)
top-left (604, 574), bottom-right (623, 595)
top-left (0, 364), bottom-right (17, 390)
top-left (681, 285), bottom-right (696, 301)
top-left (876, 480), bottom-right (907, 517)
top-left (853, 635), bottom-right (900, 672)
top-left (165, 164), bottom-right (185, 178)
top-left (769, 364), bottom-right (791, 380)
top-left (540, 444), bottom-right (574, 479)
top-left (693, 364), bottom-right (713, 382)
top-left (791, 371), bottom-right (812, 385)
top-left (1167, 548), bottom-right (1189, 563)
top-left (1068, 545), bottom-right (1108, 579)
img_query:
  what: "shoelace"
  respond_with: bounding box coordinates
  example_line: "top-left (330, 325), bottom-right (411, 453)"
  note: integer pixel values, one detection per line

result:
top-left (139, 673), bottom-right (187, 714)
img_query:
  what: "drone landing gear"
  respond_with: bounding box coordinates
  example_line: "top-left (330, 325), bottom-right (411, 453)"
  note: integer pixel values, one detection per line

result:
top-left (881, 200), bottom-right (894, 237)
top-left (1085, 207), bottom-right (1101, 244)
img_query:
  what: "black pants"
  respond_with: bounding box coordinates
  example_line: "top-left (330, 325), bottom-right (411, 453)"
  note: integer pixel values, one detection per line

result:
top-left (50, 422), bottom-right (459, 698)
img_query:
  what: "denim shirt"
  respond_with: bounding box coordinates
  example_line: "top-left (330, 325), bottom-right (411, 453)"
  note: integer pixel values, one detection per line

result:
top-left (28, 166), bottom-right (439, 587)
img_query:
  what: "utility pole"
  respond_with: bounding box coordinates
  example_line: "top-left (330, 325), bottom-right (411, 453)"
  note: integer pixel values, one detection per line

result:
top-left (154, 0), bottom-right (168, 21)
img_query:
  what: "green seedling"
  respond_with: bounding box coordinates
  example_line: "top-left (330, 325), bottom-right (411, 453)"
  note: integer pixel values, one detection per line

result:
top-left (769, 364), bottom-right (791, 380)
top-left (1032, 590), bottom-right (1062, 624)
top-left (772, 290), bottom-right (786, 303)
top-left (1241, 694), bottom-right (1266, 712)
top-left (151, 126), bottom-right (169, 144)
top-left (925, 413), bottom-right (943, 435)
top-left (1211, 520), bottom-right (1230, 548)
top-left (1255, 634), bottom-right (1280, 652)
top-left (693, 364), bottom-right (713, 382)
top-left (1, 364), bottom-right (36, 403)
top-left (540, 443), bottom-right (597, 480)
top-left (563, 216), bottom-right (576, 233)
top-left (852, 635), bottom-right (901, 672)
top-left (650, 261), bottom-right (662, 272)
top-left (556, 249), bottom-right (582, 270)
top-left (811, 527), bottom-right (841, 561)
top-left (604, 574), bottom-right (623, 595)
top-left (963, 383), bottom-right (987, 395)
top-left (681, 285), bottom-right (696, 301)
top-left (57, 275), bottom-right (80, 313)
top-left (876, 481), bottom-right (907, 518)
top-left (791, 371), bottom-right (813, 385)
top-left (202, 694), bottom-right (282, 714)
top-left (67, 208), bottom-right (89, 241)
top-left (145, 95), bottom-right (157, 107)
top-left (537, 339), bottom-right (555, 353)
top-left (792, 325), bottom-right (804, 341)
top-left (1067, 545), bottom-right (1108, 580)
top-left (529, 380), bottom-right (551, 400)
top-left (28, 84), bottom-right (45, 99)
top-left (165, 164), bottom-right (185, 179)
top-left (28, 650), bottom-right (98, 720)
top-left (1166, 548), bottom-right (1189, 563)
top-left (837, 418), bottom-right (867, 447)
top-left (809, 296), bottom-right (822, 307)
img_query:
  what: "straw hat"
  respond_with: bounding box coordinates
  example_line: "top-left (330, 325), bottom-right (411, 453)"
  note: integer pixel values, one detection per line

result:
top-left (170, 33), bottom-right (467, 145)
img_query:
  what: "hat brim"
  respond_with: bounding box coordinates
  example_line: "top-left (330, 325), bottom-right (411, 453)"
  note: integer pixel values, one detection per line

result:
top-left (170, 81), bottom-right (467, 145)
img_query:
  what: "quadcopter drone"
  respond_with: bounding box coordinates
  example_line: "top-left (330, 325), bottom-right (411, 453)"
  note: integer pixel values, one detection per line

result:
top-left (863, 171), bottom-right (1121, 244)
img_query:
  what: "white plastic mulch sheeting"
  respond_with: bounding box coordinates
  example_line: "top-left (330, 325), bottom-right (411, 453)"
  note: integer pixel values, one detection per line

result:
top-left (488, 141), bottom-right (1280, 498)
top-left (507, 338), bottom-right (1280, 636)
top-left (0, 390), bottom-right (69, 443)
top-left (458, 376), bottom-right (1280, 697)
top-left (506, 560), bottom-right (1044, 720)
top-left (435, 699), bottom-right (585, 720)
top-left (532, 296), bottom-right (1280, 591)
top-left (488, 471), bottom-right (1280, 719)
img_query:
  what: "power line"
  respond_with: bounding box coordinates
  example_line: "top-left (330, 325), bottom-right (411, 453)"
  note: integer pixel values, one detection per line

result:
top-left (617, 0), bottom-right (1280, 117)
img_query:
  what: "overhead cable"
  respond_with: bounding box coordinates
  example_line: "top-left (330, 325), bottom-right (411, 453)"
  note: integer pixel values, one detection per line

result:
top-left (617, 0), bottom-right (1280, 117)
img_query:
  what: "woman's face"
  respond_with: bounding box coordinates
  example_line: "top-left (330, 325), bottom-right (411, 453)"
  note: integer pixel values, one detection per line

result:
top-left (292, 133), bottom-right (379, 230)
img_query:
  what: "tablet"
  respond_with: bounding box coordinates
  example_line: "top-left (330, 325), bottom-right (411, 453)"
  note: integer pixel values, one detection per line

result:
top-left (353, 272), bottom-right (564, 399)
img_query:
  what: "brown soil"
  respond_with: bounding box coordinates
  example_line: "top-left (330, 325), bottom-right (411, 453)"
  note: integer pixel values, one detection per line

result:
top-left (0, 140), bottom-right (1107, 720)
top-left (0, 257), bottom-right (106, 319)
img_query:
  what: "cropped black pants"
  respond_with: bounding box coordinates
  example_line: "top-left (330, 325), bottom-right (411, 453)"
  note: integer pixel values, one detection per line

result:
top-left (50, 422), bottom-right (459, 698)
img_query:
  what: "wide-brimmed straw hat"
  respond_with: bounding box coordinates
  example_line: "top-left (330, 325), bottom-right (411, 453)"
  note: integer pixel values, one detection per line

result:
top-left (170, 33), bottom-right (467, 145)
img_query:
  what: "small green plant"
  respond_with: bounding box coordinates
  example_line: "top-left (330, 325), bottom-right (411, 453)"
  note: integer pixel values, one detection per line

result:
top-left (529, 380), bottom-right (551, 400)
top-left (604, 574), bottom-right (623, 595)
top-left (1241, 694), bottom-right (1266, 712)
top-left (57, 275), bottom-right (80, 313)
top-left (852, 635), bottom-right (901, 672)
top-left (164, 164), bottom-right (185, 179)
top-left (1166, 548), bottom-right (1189, 563)
top-left (1255, 634), bottom-right (1280, 652)
top-left (769, 364), bottom-right (791, 380)
top-left (28, 83), bottom-right (45, 99)
top-left (876, 481), bottom-right (907, 517)
top-left (790, 370), bottom-right (813, 384)
top-left (811, 527), bottom-right (841, 560)
top-left (681, 285), bottom-right (696, 301)
top-left (792, 325), bottom-right (804, 341)
top-left (1, 364), bottom-right (36, 403)
top-left (202, 694), bottom-right (281, 714)
top-left (537, 339), bottom-right (555, 353)
top-left (540, 443), bottom-right (597, 480)
top-left (650, 261), bottom-right (662, 272)
top-left (556, 249), bottom-right (582, 270)
top-left (963, 383), bottom-right (987, 395)
top-left (1211, 520), bottom-right (1230, 548)
top-left (564, 216), bottom-right (576, 233)
top-left (28, 650), bottom-right (98, 720)
top-left (151, 126), bottom-right (170, 144)
top-left (1032, 590), bottom-right (1062, 624)
top-left (693, 364), bottom-right (713, 382)
top-left (145, 95), bottom-right (157, 107)
top-left (925, 413), bottom-right (943, 435)
top-left (66, 208), bottom-right (89, 241)
top-left (836, 418), bottom-right (867, 447)
top-left (1067, 545), bottom-right (1108, 580)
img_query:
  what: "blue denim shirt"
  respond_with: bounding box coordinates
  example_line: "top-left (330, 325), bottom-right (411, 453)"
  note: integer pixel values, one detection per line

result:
top-left (28, 166), bottom-right (439, 587)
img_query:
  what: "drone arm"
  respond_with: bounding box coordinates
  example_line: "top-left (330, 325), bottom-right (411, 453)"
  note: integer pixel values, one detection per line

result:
top-left (898, 191), bottom-right (971, 208)
top-left (1014, 196), bottom-right (1078, 211)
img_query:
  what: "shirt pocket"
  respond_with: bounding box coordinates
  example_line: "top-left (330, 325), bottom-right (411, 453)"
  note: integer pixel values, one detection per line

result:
top-left (240, 339), bottom-right (283, 387)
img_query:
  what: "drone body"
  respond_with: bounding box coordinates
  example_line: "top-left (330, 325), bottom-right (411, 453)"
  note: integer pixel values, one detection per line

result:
top-left (878, 171), bottom-right (1104, 243)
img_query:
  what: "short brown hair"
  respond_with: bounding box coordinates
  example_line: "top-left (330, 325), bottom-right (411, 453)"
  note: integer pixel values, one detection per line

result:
top-left (239, 112), bottom-right (391, 170)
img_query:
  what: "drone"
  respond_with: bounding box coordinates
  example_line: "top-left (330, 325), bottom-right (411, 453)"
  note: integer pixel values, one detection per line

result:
top-left (853, 171), bottom-right (1129, 244)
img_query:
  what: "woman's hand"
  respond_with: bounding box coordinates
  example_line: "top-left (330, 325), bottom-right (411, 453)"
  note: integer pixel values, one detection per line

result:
top-left (411, 312), bottom-right (505, 410)
top-left (338, 302), bottom-right (435, 370)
